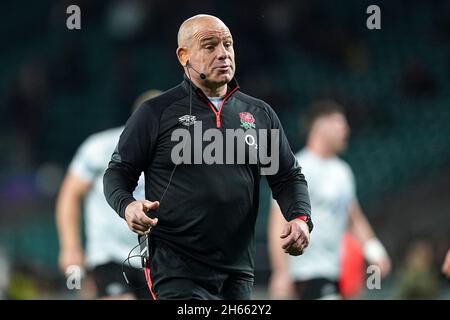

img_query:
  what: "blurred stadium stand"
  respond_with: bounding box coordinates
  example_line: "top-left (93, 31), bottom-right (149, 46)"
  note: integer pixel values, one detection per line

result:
top-left (0, 0), bottom-right (449, 298)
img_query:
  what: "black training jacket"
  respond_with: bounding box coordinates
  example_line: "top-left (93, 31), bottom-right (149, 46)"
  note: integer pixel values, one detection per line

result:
top-left (103, 76), bottom-right (312, 278)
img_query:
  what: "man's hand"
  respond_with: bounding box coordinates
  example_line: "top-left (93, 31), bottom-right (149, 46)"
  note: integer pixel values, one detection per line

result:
top-left (281, 218), bottom-right (310, 256)
top-left (59, 247), bottom-right (85, 275)
top-left (375, 256), bottom-right (392, 279)
top-left (124, 200), bottom-right (159, 235)
top-left (363, 238), bottom-right (392, 279)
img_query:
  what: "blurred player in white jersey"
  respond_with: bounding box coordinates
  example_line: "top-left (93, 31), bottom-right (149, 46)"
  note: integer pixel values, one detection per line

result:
top-left (268, 100), bottom-right (391, 299)
top-left (56, 89), bottom-right (161, 299)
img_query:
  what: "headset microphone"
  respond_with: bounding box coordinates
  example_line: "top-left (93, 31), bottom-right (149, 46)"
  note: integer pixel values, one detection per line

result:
top-left (187, 61), bottom-right (206, 80)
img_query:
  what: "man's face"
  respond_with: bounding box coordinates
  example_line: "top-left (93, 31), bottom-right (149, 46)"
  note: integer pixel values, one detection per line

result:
top-left (187, 21), bottom-right (235, 86)
top-left (317, 113), bottom-right (350, 154)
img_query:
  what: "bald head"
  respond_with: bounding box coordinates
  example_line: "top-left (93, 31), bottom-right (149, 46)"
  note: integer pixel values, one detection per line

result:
top-left (177, 14), bottom-right (230, 48)
top-left (176, 14), bottom-right (235, 95)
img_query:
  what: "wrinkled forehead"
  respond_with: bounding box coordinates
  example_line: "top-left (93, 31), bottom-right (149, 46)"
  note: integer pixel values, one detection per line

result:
top-left (191, 26), bottom-right (233, 44)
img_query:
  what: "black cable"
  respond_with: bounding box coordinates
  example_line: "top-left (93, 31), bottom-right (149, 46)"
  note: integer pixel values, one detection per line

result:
top-left (122, 68), bottom-right (195, 290)
top-left (157, 64), bottom-right (194, 205)
top-left (121, 233), bottom-right (150, 290)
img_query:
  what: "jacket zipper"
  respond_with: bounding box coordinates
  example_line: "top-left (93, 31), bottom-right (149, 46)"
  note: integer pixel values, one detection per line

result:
top-left (201, 86), bottom-right (239, 129)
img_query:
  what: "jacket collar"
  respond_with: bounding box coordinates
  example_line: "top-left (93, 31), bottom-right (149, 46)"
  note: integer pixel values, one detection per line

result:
top-left (181, 74), bottom-right (240, 99)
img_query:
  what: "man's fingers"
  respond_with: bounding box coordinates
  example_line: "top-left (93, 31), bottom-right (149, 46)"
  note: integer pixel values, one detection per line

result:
top-left (288, 222), bottom-right (309, 248)
top-left (296, 232), bottom-right (309, 248)
top-left (302, 238), bottom-right (309, 249)
top-left (285, 246), bottom-right (303, 256)
top-left (281, 224), bottom-right (303, 249)
top-left (140, 215), bottom-right (158, 228)
top-left (281, 230), bottom-right (299, 249)
top-left (137, 212), bottom-right (158, 227)
top-left (130, 223), bottom-right (149, 233)
top-left (129, 210), bottom-right (158, 228)
top-left (143, 200), bottom-right (159, 212)
top-left (282, 225), bottom-right (309, 255)
top-left (135, 229), bottom-right (148, 236)
top-left (284, 241), bottom-right (304, 256)
top-left (280, 223), bottom-right (291, 239)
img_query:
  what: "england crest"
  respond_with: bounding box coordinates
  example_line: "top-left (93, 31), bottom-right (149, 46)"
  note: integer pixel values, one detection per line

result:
top-left (239, 112), bottom-right (256, 130)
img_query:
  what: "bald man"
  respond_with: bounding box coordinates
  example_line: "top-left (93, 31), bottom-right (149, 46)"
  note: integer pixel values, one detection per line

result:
top-left (104, 15), bottom-right (312, 300)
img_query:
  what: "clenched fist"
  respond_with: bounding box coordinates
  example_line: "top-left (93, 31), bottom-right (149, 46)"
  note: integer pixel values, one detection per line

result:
top-left (281, 218), bottom-right (310, 256)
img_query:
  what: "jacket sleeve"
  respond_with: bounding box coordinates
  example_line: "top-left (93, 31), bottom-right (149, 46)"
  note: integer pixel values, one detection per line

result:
top-left (264, 105), bottom-right (313, 232)
top-left (103, 102), bottom-right (158, 218)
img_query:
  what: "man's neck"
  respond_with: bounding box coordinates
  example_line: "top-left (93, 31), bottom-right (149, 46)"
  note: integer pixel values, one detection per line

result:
top-left (189, 76), bottom-right (228, 98)
top-left (306, 138), bottom-right (335, 159)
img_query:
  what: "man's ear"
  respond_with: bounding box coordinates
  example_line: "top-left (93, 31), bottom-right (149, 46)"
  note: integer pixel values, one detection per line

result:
top-left (176, 47), bottom-right (188, 67)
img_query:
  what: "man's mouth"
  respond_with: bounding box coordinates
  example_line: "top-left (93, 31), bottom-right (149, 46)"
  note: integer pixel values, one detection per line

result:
top-left (214, 65), bottom-right (231, 71)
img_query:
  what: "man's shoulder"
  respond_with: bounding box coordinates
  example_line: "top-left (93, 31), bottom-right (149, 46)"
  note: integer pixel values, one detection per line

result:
top-left (234, 91), bottom-right (271, 110)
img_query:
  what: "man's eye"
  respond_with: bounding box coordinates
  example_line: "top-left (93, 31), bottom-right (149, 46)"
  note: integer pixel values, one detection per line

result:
top-left (205, 45), bottom-right (214, 50)
top-left (224, 42), bottom-right (232, 47)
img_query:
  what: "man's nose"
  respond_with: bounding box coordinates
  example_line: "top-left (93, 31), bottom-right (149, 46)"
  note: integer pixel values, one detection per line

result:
top-left (217, 44), bottom-right (230, 60)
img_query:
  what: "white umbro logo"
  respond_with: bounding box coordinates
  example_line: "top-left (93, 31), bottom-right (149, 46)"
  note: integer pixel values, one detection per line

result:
top-left (179, 115), bottom-right (197, 126)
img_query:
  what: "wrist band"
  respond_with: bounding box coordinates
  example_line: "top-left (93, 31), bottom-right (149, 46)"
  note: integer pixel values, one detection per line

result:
top-left (294, 215), bottom-right (313, 232)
